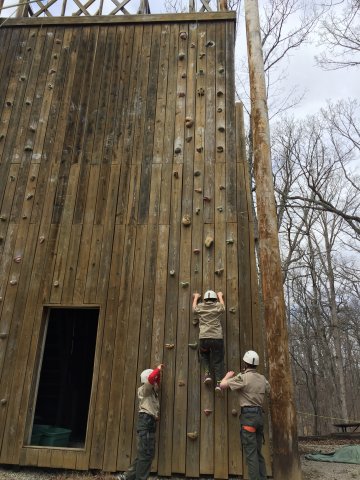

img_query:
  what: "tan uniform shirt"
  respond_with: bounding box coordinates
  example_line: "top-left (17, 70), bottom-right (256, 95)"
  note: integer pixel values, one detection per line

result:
top-left (226, 369), bottom-right (270, 408)
top-left (138, 383), bottom-right (160, 419)
top-left (194, 301), bottom-right (225, 339)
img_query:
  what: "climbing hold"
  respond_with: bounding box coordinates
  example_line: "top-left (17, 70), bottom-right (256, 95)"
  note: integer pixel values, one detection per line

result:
top-left (217, 107), bottom-right (223, 113)
top-left (194, 265), bottom-right (199, 273)
top-left (203, 196), bottom-right (211, 202)
top-left (190, 43), bottom-right (196, 48)
top-left (226, 238), bottom-right (234, 245)
top-left (192, 318), bottom-right (199, 325)
top-left (218, 126), bottom-right (225, 132)
top-left (206, 40), bottom-right (215, 47)
top-left (169, 270), bottom-right (175, 276)
top-left (229, 307), bottom-right (236, 313)
top-left (187, 432), bottom-right (198, 440)
top-left (182, 214), bottom-right (191, 226)
top-left (197, 88), bottom-right (205, 96)
top-left (39, 236), bottom-right (45, 244)
top-left (24, 144), bottom-right (33, 152)
top-left (30, 175), bottom-right (36, 181)
top-left (199, 53), bottom-right (205, 59)
top-left (53, 280), bottom-right (60, 287)
top-left (55, 38), bottom-right (61, 44)
top-left (194, 170), bottom-right (201, 176)
top-left (179, 32), bottom-right (188, 40)
top-left (215, 268), bottom-right (224, 276)
top-left (204, 408), bottom-right (213, 416)
top-left (6, 100), bottom-right (12, 107)
top-left (22, 214), bottom-right (27, 219)
top-left (217, 206), bottom-right (223, 212)
top-left (48, 84), bottom-right (53, 90)
top-left (217, 91), bottom-right (224, 96)
top-left (174, 147), bottom-right (181, 154)
top-left (185, 117), bottom-right (194, 128)
top-left (180, 281), bottom-right (189, 288)
top-left (49, 68), bottom-right (56, 74)
top-left (25, 99), bottom-right (31, 105)
top-left (19, 75), bottom-right (26, 82)
top-left (53, 53), bottom-right (58, 59)
top-left (188, 342), bottom-right (198, 349)
top-left (29, 124), bottom-right (36, 132)
top-left (197, 69), bottom-right (204, 76)
top-left (181, 73), bottom-right (187, 79)
top-left (196, 147), bottom-right (203, 153)
top-left (218, 67), bottom-right (225, 73)
top-left (186, 136), bottom-right (193, 143)
top-left (217, 146), bottom-right (224, 153)
top-left (0, 215), bottom-right (7, 221)
top-left (173, 171), bottom-right (179, 178)
top-left (193, 248), bottom-right (200, 254)
top-left (0, 134), bottom-right (4, 141)
top-left (219, 185), bottom-right (225, 190)
top-left (10, 279), bottom-right (18, 286)
top-left (205, 235), bottom-right (214, 248)
top-left (0, 333), bottom-right (7, 339)
top-left (27, 47), bottom-right (32, 52)
top-left (178, 53), bottom-right (185, 60)
top-left (232, 409), bottom-right (238, 416)
top-left (10, 176), bottom-right (15, 181)
top-left (165, 343), bottom-right (175, 349)
top-left (178, 92), bottom-right (185, 97)
top-left (194, 188), bottom-right (202, 194)
top-left (26, 193), bottom-right (34, 200)
top-left (0, 399), bottom-right (8, 405)
top-left (195, 208), bottom-right (201, 215)
top-left (13, 256), bottom-right (22, 263)
top-left (178, 380), bottom-right (186, 386)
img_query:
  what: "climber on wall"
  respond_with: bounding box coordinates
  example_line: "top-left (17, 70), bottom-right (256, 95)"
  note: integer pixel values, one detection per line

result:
top-left (192, 290), bottom-right (225, 394)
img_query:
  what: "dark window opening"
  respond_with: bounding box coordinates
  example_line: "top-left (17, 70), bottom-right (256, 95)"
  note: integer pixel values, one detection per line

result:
top-left (29, 308), bottom-right (99, 448)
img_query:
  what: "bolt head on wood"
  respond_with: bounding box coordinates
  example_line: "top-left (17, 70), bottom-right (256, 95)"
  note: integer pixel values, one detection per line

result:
top-left (185, 117), bottom-right (194, 128)
top-left (187, 432), bottom-right (198, 440)
top-left (179, 32), bottom-right (188, 40)
top-left (169, 270), bottom-right (175, 276)
top-left (165, 343), bottom-right (175, 349)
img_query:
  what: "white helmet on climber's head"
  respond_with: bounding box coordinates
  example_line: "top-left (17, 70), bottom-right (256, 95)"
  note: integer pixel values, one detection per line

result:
top-left (140, 369), bottom-right (153, 384)
top-left (243, 350), bottom-right (260, 366)
top-left (204, 290), bottom-right (217, 302)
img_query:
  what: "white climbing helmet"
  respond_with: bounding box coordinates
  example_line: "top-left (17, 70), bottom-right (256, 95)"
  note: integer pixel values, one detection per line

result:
top-left (243, 350), bottom-right (260, 366)
top-left (204, 290), bottom-right (217, 301)
top-left (140, 369), bottom-right (153, 384)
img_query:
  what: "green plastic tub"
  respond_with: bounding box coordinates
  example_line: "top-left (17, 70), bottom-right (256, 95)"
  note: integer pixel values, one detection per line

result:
top-left (39, 427), bottom-right (72, 447)
top-left (30, 424), bottom-right (51, 445)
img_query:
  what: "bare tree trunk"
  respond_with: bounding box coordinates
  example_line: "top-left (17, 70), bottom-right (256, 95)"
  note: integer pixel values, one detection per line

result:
top-left (322, 219), bottom-right (349, 422)
top-left (244, 1), bottom-right (303, 478)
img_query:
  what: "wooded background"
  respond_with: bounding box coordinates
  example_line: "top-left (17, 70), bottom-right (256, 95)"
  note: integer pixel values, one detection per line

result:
top-left (0, 13), bottom-right (271, 477)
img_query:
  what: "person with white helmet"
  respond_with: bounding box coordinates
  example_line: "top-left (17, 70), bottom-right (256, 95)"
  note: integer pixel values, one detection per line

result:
top-left (192, 289), bottom-right (225, 394)
top-left (220, 351), bottom-right (270, 480)
top-left (117, 364), bottom-right (164, 480)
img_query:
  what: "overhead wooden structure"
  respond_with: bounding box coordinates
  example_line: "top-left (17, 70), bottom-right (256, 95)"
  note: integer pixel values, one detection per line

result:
top-left (0, 2), bottom-right (270, 477)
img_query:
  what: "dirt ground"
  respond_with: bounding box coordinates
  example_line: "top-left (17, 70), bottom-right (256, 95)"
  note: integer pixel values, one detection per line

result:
top-left (0, 438), bottom-right (359, 480)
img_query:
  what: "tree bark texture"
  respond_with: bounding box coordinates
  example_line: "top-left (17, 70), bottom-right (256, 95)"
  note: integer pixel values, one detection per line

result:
top-left (244, 1), bottom-right (303, 479)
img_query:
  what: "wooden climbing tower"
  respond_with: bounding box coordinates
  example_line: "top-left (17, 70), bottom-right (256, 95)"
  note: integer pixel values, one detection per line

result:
top-left (0, 0), bottom-right (271, 477)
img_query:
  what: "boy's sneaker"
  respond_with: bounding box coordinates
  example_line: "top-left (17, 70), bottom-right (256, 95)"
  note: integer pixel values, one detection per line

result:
top-left (215, 385), bottom-right (222, 396)
top-left (203, 374), bottom-right (212, 385)
top-left (116, 474), bottom-right (126, 480)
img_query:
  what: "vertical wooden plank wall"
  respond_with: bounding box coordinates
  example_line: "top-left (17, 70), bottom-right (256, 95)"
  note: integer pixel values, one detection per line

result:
top-left (0, 15), bottom-right (269, 478)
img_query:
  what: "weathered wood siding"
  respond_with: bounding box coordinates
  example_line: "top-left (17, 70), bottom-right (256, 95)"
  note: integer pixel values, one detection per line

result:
top-left (0, 14), bottom-right (270, 477)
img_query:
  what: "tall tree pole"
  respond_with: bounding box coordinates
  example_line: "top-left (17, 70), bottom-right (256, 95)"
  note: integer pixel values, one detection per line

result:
top-left (244, 1), bottom-right (303, 479)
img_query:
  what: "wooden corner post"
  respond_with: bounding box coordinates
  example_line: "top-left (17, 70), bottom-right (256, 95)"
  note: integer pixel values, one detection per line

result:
top-left (244, 1), bottom-right (303, 479)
